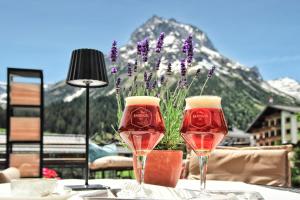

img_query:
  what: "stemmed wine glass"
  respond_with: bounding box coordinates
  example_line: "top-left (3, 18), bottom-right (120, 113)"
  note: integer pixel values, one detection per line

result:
top-left (118, 96), bottom-right (165, 197)
top-left (180, 96), bottom-right (228, 199)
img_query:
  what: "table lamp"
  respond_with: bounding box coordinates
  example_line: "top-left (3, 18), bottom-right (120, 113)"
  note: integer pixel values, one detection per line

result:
top-left (66, 48), bottom-right (109, 190)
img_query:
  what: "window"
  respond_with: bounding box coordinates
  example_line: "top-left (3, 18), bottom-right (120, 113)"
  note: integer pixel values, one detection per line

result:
top-left (277, 129), bottom-right (281, 136)
top-left (271, 131), bottom-right (275, 137)
top-left (276, 119), bottom-right (281, 125)
top-left (271, 120), bottom-right (275, 126)
top-left (286, 118), bottom-right (291, 123)
top-left (286, 129), bottom-right (291, 134)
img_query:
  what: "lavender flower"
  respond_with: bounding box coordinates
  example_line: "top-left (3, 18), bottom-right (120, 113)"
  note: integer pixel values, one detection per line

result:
top-left (196, 68), bottom-right (201, 77)
top-left (115, 77), bottom-right (121, 94)
top-left (141, 38), bottom-right (149, 62)
top-left (166, 63), bottom-right (172, 75)
top-left (127, 63), bottom-right (132, 77)
top-left (145, 81), bottom-right (150, 89)
top-left (137, 42), bottom-right (142, 55)
top-left (110, 40), bottom-right (118, 63)
top-left (187, 44), bottom-right (193, 64)
top-left (134, 59), bottom-right (138, 72)
top-left (180, 59), bottom-right (186, 77)
top-left (152, 80), bottom-right (157, 89)
top-left (182, 37), bottom-right (189, 53)
top-left (115, 77), bottom-right (121, 88)
top-left (111, 67), bottom-right (117, 74)
top-left (155, 57), bottom-right (161, 71)
top-left (182, 35), bottom-right (193, 64)
top-left (208, 66), bottom-right (216, 78)
top-left (155, 93), bottom-right (160, 98)
top-left (144, 72), bottom-right (148, 81)
top-left (179, 78), bottom-right (188, 88)
top-left (155, 32), bottom-right (165, 53)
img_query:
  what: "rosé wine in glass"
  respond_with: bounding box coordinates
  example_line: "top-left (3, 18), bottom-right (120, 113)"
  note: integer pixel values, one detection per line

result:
top-left (180, 96), bottom-right (228, 199)
top-left (118, 96), bottom-right (165, 197)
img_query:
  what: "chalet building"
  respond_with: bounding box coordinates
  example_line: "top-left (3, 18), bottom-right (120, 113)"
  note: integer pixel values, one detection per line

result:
top-left (221, 128), bottom-right (251, 147)
top-left (246, 105), bottom-right (300, 146)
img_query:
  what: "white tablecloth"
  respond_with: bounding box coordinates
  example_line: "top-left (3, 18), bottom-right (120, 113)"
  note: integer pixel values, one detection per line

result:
top-left (0, 179), bottom-right (299, 200)
top-left (63, 179), bottom-right (300, 200)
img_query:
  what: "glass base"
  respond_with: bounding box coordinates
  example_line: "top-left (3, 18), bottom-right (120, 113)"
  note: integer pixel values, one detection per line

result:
top-left (188, 191), bottom-right (229, 200)
top-left (117, 183), bottom-right (152, 199)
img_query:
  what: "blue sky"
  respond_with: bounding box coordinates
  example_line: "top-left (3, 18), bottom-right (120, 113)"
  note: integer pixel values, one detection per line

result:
top-left (0, 0), bottom-right (299, 83)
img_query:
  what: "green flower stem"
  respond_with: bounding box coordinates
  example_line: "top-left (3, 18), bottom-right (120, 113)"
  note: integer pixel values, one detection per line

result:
top-left (200, 77), bottom-right (209, 96)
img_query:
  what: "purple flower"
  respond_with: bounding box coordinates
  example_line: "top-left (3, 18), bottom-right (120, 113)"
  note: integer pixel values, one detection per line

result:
top-left (155, 57), bottom-right (161, 71)
top-left (180, 59), bottom-right (186, 77)
top-left (182, 35), bottom-right (193, 64)
top-left (147, 72), bottom-right (153, 82)
top-left (155, 93), bottom-right (160, 98)
top-left (137, 42), bottom-right (142, 55)
top-left (145, 81), bottom-right (150, 89)
top-left (115, 77), bottom-right (121, 94)
top-left (208, 66), bottom-right (216, 78)
top-left (127, 63), bottom-right (132, 77)
top-left (179, 78), bottom-right (188, 88)
top-left (110, 40), bottom-right (118, 63)
top-left (152, 80), bottom-right (157, 89)
top-left (111, 67), bottom-right (117, 74)
top-left (115, 77), bottom-right (121, 88)
top-left (134, 59), bottom-right (138, 72)
top-left (155, 32), bottom-right (165, 53)
top-left (140, 38), bottom-right (149, 62)
top-left (144, 72), bottom-right (148, 81)
top-left (196, 68), bottom-right (201, 77)
top-left (166, 63), bottom-right (172, 75)
top-left (182, 37), bottom-right (189, 53)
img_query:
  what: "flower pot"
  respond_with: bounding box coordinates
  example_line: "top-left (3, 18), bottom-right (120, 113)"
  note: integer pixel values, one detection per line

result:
top-left (133, 150), bottom-right (183, 187)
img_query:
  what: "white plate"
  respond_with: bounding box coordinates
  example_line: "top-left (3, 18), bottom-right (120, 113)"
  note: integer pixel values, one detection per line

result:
top-left (0, 187), bottom-right (75, 200)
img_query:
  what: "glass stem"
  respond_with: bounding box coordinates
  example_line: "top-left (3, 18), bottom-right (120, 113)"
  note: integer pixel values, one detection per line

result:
top-left (199, 155), bottom-right (209, 191)
top-left (137, 154), bottom-right (147, 186)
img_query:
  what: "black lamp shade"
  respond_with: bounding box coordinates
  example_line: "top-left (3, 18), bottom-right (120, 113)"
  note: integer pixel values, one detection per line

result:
top-left (66, 48), bottom-right (109, 88)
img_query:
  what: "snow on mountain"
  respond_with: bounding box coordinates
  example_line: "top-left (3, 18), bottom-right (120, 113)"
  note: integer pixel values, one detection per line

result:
top-left (63, 88), bottom-right (85, 102)
top-left (268, 78), bottom-right (300, 101)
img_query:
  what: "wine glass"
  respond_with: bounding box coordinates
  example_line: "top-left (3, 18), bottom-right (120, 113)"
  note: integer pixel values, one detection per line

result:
top-left (118, 96), bottom-right (165, 197)
top-left (180, 96), bottom-right (228, 199)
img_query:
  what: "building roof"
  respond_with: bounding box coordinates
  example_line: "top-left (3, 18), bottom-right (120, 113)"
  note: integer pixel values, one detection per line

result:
top-left (246, 104), bottom-right (300, 133)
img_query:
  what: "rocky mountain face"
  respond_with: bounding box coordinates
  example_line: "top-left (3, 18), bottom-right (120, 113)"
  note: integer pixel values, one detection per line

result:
top-left (0, 16), bottom-right (298, 133)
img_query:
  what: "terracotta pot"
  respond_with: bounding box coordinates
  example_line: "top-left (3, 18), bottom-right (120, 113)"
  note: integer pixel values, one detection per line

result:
top-left (133, 150), bottom-right (183, 187)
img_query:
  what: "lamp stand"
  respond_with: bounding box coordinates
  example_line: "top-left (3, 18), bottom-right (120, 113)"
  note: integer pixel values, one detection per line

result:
top-left (66, 83), bottom-right (109, 191)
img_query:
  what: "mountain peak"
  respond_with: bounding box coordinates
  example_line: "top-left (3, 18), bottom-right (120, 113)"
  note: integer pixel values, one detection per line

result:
top-left (129, 16), bottom-right (216, 51)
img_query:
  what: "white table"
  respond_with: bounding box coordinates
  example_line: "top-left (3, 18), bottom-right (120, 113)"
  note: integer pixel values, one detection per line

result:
top-left (61, 179), bottom-right (300, 200)
top-left (1, 179), bottom-right (299, 200)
